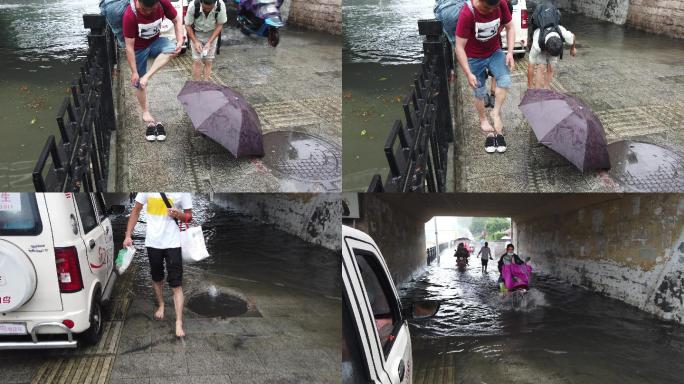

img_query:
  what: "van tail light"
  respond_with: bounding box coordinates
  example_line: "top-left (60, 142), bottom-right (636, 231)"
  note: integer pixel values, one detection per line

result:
top-left (55, 247), bottom-right (83, 293)
top-left (62, 320), bottom-right (74, 329)
top-left (521, 9), bottom-right (528, 29)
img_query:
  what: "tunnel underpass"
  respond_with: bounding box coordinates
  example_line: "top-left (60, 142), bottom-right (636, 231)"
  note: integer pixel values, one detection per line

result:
top-left (344, 193), bottom-right (684, 383)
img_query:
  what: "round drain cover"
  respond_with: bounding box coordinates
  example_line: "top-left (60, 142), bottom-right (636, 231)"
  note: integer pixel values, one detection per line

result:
top-left (607, 141), bottom-right (684, 192)
top-left (261, 131), bottom-right (341, 183)
top-left (187, 292), bottom-right (249, 318)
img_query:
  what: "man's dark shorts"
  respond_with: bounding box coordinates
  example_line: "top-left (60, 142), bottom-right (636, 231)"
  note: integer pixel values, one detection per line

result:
top-left (147, 247), bottom-right (183, 287)
top-left (481, 259), bottom-right (489, 266)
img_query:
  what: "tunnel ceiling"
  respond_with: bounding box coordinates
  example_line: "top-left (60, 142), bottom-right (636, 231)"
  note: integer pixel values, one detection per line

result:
top-left (369, 193), bottom-right (625, 222)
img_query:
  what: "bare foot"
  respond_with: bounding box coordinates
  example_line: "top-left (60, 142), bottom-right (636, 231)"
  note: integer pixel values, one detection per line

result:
top-left (139, 75), bottom-right (149, 89)
top-left (175, 321), bottom-right (185, 338)
top-left (142, 111), bottom-right (155, 124)
top-left (490, 110), bottom-right (503, 134)
top-left (480, 118), bottom-right (494, 135)
top-left (154, 305), bottom-right (164, 320)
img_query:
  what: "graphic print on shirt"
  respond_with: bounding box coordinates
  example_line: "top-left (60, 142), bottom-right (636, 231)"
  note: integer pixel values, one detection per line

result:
top-left (137, 19), bottom-right (162, 40)
top-left (475, 18), bottom-right (500, 42)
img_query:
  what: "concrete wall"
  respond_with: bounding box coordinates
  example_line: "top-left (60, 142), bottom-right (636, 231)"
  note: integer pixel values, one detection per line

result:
top-left (211, 193), bottom-right (341, 251)
top-left (514, 195), bottom-right (684, 323)
top-left (353, 194), bottom-right (427, 287)
top-left (566, 0), bottom-right (684, 38)
top-left (288, 0), bottom-right (341, 35)
top-left (626, 0), bottom-right (684, 38)
top-left (569, 0), bottom-right (630, 24)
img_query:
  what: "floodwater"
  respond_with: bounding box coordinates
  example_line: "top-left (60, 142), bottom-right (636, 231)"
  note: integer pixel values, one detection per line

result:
top-left (342, 0), bottom-right (433, 191)
top-left (0, 0), bottom-right (98, 190)
top-left (401, 247), bottom-right (684, 383)
top-left (110, 195), bottom-right (341, 301)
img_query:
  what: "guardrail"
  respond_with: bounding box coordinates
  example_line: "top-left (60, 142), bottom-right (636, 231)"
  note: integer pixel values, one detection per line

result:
top-left (33, 14), bottom-right (117, 192)
top-left (368, 19), bottom-right (454, 193)
top-left (427, 241), bottom-right (450, 265)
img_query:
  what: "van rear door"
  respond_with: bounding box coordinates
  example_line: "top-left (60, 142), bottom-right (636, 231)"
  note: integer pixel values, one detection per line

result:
top-left (72, 194), bottom-right (110, 282)
top-left (343, 235), bottom-right (413, 384)
top-left (0, 193), bottom-right (63, 312)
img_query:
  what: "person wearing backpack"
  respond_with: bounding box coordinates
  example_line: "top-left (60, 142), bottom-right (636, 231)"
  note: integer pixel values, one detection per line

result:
top-left (455, 0), bottom-right (515, 154)
top-left (122, 0), bottom-right (184, 142)
top-left (527, 0), bottom-right (576, 88)
top-left (123, 192), bottom-right (193, 338)
top-left (185, 0), bottom-right (228, 81)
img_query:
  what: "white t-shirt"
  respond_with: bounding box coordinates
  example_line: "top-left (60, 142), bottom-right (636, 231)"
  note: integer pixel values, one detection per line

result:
top-left (531, 25), bottom-right (575, 56)
top-left (135, 193), bottom-right (193, 249)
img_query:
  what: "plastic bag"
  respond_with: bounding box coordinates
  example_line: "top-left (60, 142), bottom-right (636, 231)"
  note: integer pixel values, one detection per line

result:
top-left (115, 246), bottom-right (136, 274)
top-left (180, 226), bottom-right (210, 262)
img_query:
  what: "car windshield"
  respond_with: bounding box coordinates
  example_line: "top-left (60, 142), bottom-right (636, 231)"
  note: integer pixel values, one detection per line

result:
top-left (0, 193), bottom-right (42, 236)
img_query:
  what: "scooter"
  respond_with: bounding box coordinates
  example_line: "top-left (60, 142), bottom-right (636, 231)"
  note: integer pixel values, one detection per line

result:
top-left (235, 0), bottom-right (285, 47)
top-left (456, 256), bottom-right (468, 272)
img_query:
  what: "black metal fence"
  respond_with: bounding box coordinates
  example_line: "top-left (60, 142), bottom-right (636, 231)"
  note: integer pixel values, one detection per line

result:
top-left (368, 19), bottom-right (454, 193)
top-left (427, 241), bottom-right (450, 265)
top-left (33, 14), bottom-right (117, 192)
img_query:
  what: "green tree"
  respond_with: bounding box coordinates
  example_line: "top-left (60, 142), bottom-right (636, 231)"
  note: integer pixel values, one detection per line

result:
top-left (469, 217), bottom-right (511, 240)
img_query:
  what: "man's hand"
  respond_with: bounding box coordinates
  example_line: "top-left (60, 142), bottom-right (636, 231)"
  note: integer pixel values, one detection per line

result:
top-left (167, 208), bottom-right (181, 219)
top-left (466, 72), bottom-right (479, 89)
top-left (123, 236), bottom-right (133, 248)
top-left (139, 75), bottom-right (149, 89)
top-left (131, 72), bottom-right (140, 88)
top-left (506, 52), bottom-right (515, 71)
top-left (193, 40), bottom-right (203, 53)
top-left (570, 46), bottom-right (577, 57)
top-left (174, 41), bottom-right (183, 55)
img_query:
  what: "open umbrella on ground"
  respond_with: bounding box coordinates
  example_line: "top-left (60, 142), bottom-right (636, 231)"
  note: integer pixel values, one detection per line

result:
top-left (177, 81), bottom-right (264, 157)
top-left (519, 88), bottom-right (610, 171)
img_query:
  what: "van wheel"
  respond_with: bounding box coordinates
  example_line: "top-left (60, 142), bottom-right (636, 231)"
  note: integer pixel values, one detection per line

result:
top-left (80, 294), bottom-right (103, 346)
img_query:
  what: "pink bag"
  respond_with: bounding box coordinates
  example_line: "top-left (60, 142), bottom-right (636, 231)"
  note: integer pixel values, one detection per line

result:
top-left (502, 263), bottom-right (531, 290)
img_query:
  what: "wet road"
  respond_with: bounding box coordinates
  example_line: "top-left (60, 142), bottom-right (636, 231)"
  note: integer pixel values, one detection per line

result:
top-left (401, 247), bottom-right (684, 383)
top-left (119, 195), bottom-right (341, 299)
top-left (0, 0), bottom-right (98, 190)
top-left (342, 0), bottom-right (433, 191)
top-left (456, 12), bottom-right (684, 192)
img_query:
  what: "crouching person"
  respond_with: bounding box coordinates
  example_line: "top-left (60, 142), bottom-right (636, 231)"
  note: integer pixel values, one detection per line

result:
top-left (185, 0), bottom-right (228, 81)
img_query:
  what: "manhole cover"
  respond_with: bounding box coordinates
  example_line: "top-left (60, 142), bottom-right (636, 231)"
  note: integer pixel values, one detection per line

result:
top-left (261, 131), bottom-right (341, 184)
top-left (187, 290), bottom-right (256, 318)
top-left (607, 141), bottom-right (684, 192)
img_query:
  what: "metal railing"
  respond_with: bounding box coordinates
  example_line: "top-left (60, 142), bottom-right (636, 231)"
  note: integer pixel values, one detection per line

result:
top-left (368, 19), bottom-right (454, 193)
top-left (33, 14), bottom-right (117, 192)
top-left (427, 241), bottom-right (450, 265)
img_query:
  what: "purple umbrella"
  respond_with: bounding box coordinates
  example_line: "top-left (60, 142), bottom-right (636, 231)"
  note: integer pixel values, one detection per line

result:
top-left (177, 81), bottom-right (264, 157)
top-left (519, 88), bottom-right (610, 171)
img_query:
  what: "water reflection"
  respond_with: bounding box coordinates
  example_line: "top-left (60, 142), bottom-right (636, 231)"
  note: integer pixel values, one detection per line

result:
top-left (110, 195), bottom-right (341, 299)
top-left (403, 247), bottom-right (684, 383)
top-left (0, 0), bottom-right (99, 190)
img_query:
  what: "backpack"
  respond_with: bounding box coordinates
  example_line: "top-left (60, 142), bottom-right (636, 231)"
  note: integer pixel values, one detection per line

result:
top-left (193, 0), bottom-right (223, 54)
top-left (532, 0), bottom-right (564, 58)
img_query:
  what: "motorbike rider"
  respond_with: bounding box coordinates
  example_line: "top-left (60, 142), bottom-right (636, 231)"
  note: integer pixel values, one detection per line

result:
top-left (454, 242), bottom-right (470, 266)
top-left (498, 244), bottom-right (524, 291)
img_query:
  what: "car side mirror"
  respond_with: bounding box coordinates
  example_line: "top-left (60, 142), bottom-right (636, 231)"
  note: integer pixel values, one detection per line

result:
top-left (107, 205), bottom-right (126, 214)
top-left (408, 300), bottom-right (440, 320)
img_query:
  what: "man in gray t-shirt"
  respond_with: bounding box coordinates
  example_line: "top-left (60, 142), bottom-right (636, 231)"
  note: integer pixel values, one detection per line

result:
top-left (478, 242), bottom-right (493, 273)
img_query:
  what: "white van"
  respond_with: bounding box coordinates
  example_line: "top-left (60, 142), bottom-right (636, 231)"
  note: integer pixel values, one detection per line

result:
top-left (500, 0), bottom-right (528, 55)
top-left (0, 193), bottom-right (117, 349)
top-left (342, 225), bottom-right (439, 384)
